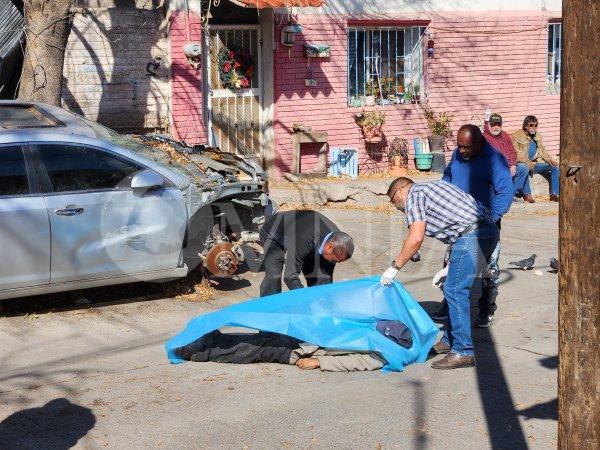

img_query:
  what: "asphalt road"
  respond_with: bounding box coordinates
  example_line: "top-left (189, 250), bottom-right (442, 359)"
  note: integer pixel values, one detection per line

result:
top-left (0, 206), bottom-right (558, 449)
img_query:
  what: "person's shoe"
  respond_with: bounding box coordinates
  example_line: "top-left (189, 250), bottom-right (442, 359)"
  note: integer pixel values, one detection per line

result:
top-left (430, 341), bottom-right (451, 355)
top-left (429, 306), bottom-right (448, 322)
top-left (550, 194), bottom-right (559, 202)
top-left (431, 353), bottom-right (476, 370)
top-left (475, 314), bottom-right (495, 328)
top-left (523, 194), bottom-right (536, 203)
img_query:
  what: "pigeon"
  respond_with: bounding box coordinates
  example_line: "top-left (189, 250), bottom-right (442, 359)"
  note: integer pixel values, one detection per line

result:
top-left (410, 251), bottom-right (421, 263)
top-left (549, 257), bottom-right (560, 273)
top-left (509, 254), bottom-right (537, 270)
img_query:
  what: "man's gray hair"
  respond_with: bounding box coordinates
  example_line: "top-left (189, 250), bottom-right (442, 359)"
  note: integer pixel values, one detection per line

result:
top-left (329, 232), bottom-right (355, 259)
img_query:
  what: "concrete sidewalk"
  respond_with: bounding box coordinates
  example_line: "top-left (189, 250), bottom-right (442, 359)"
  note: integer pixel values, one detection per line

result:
top-left (269, 172), bottom-right (559, 216)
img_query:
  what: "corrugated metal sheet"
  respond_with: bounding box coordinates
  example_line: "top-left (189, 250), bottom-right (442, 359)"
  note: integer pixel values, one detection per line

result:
top-left (0, 0), bottom-right (24, 57)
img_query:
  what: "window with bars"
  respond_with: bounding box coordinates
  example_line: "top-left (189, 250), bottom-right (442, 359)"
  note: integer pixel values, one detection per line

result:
top-left (347, 26), bottom-right (425, 107)
top-left (547, 22), bottom-right (562, 87)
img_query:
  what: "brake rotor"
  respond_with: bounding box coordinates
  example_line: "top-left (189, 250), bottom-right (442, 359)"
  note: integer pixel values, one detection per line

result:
top-left (205, 242), bottom-right (238, 277)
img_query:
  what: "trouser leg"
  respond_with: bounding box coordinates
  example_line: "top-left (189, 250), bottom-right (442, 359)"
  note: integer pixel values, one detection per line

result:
top-left (479, 240), bottom-right (501, 316)
top-left (174, 330), bottom-right (302, 364)
top-left (443, 226), bottom-right (498, 356)
top-left (259, 239), bottom-right (286, 297)
top-left (514, 163), bottom-right (532, 195)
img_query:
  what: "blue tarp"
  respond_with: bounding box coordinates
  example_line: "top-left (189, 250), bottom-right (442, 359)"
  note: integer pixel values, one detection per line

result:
top-left (165, 276), bottom-right (439, 372)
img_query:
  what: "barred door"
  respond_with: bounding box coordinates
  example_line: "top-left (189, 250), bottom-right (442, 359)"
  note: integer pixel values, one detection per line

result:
top-left (207, 26), bottom-right (261, 157)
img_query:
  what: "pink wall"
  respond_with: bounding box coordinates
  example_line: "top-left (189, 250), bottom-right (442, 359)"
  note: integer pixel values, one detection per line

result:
top-left (272, 11), bottom-right (561, 175)
top-left (170, 10), bottom-right (207, 144)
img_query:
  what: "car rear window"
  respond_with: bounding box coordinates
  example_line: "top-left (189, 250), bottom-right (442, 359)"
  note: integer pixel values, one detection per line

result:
top-left (0, 146), bottom-right (29, 196)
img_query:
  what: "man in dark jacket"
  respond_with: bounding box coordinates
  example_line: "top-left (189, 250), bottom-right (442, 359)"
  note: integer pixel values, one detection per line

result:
top-left (259, 210), bottom-right (354, 297)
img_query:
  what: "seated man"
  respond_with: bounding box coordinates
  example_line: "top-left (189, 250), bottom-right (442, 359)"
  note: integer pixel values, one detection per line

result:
top-left (173, 320), bottom-right (412, 372)
top-left (511, 115), bottom-right (560, 202)
top-left (259, 210), bottom-right (354, 297)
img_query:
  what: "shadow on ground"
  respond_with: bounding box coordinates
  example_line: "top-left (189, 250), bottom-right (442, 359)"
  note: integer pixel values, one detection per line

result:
top-left (0, 398), bottom-right (95, 449)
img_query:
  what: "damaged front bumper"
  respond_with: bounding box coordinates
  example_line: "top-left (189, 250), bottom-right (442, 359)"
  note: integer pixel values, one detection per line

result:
top-left (136, 135), bottom-right (272, 277)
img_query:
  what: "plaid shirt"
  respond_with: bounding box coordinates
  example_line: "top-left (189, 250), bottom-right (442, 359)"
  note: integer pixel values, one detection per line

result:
top-left (405, 180), bottom-right (492, 244)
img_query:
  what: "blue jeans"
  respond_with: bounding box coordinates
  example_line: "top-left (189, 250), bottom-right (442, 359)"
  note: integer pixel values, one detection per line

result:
top-left (513, 163), bottom-right (531, 196)
top-left (442, 221), bottom-right (499, 356)
top-left (532, 162), bottom-right (560, 195)
top-left (514, 162), bottom-right (560, 196)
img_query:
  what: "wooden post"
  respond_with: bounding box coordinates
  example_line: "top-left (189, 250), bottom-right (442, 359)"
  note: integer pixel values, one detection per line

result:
top-left (558, 1), bottom-right (599, 447)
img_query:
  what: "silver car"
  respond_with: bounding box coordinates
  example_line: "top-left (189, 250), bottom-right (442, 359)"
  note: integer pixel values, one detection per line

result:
top-left (0, 101), bottom-right (271, 300)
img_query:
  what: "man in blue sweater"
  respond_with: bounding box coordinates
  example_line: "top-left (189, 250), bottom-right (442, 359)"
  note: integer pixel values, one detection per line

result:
top-left (431, 124), bottom-right (513, 327)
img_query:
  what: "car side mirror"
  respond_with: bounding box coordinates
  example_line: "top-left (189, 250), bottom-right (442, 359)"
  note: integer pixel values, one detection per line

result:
top-left (130, 170), bottom-right (163, 191)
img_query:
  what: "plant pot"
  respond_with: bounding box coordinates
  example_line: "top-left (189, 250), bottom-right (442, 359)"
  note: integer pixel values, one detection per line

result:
top-left (428, 134), bottom-right (446, 153)
top-left (389, 164), bottom-right (408, 177)
top-left (362, 126), bottom-right (382, 143)
top-left (365, 95), bottom-right (375, 106)
top-left (414, 153), bottom-right (434, 170)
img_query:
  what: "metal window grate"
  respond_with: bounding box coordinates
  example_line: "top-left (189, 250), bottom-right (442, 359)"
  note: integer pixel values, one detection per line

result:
top-left (547, 23), bottom-right (562, 85)
top-left (347, 27), bottom-right (425, 107)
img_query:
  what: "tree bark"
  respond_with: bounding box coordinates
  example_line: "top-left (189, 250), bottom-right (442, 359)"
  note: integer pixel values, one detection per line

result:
top-left (17, 0), bottom-right (74, 106)
top-left (558, 0), bottom-right (600, 448)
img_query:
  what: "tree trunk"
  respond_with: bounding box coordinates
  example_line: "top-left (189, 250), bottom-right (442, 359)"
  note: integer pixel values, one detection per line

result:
top-left (18, 0), bottom-right (74, 106)
top-left (558, 0), bottom-right (599, 448)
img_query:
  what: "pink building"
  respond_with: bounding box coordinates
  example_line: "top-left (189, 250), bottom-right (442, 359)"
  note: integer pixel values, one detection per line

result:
top-left (169, 0), bottom-right (562, 177)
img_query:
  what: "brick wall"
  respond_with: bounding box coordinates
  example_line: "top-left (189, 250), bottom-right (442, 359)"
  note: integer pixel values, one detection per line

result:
top-left (272, 11), bottom-right (561, 175)
top-left (62, 7), bottom-right (170, 133)
top-left (169, 10), bottom-right (207, 144)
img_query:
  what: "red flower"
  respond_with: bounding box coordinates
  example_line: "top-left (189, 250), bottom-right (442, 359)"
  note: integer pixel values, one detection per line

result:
top-left (234, 61), bottom-right (241, 69)
top-left (223, 61), bottom-right (231, 73)
top-left (241, 77), bottom-right (249, 88)
top-left (245, 67), bottom-right (254, 77)
top-left (229, 50), bottom-right (235, 58)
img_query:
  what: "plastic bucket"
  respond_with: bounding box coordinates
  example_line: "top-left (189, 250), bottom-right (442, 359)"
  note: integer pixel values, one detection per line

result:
top-left (415, 154), bottom-right (434, 170)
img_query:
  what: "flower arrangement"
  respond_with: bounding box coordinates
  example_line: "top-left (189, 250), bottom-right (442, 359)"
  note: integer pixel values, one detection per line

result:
top-left (218, 47), bottom-right (255, 90)
top-left (354, 110), bottom-right (386, 143)
top-left (422, 106), bottom-right (454, 138)
top-left (388, 137), bottom-right (409, 167)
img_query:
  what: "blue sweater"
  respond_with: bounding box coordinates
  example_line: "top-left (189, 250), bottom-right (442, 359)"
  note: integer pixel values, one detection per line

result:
top-left (442, 143), bottom-right (513, 222)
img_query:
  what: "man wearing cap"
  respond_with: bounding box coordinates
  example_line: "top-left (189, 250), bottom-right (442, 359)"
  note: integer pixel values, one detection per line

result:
top-left (381, 177), bottom-right (499, 369)
top-left (483, 113), bottom-right (523, 194)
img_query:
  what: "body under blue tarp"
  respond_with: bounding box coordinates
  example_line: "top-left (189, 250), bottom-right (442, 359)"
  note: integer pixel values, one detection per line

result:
top-left (165, 276), bottom-right (439, 372)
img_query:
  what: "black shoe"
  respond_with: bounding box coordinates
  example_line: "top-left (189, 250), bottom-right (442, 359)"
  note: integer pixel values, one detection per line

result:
top-left (430, 306), bottom-right (448, 322)
top-left (475, 314), bottom-right (495, 328)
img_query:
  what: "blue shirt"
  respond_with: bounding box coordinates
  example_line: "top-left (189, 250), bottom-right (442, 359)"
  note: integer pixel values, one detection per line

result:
top-left (406, 180), bottom-right (492, 244)
top-left (318, 232), bottom-right (333, 255)
top-left (528, 139), bottom-right (537, 160)
top-left (442, 142), bottom-right (513, 222)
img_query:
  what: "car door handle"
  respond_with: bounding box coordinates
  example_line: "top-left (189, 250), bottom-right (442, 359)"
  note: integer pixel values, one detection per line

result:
top-left (55, 206), bottom-right (84, 216)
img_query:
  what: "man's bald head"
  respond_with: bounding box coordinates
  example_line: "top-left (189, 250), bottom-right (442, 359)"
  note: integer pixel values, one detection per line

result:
top-left (456, 124), bottom-right (486, 160)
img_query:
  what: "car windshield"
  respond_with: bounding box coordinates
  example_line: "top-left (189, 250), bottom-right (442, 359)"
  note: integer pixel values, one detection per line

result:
top-left (74, 114), bottom-right (196, 181)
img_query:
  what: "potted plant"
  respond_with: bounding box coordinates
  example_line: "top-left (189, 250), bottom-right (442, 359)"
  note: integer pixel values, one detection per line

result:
top-left (388, 137), bottom-right (409, 176)
top-left (354, 110), bottom-right (386, 144)
top-left (422, 106), bottom-right (454, 153)
top-left (364, 80), bottom-right (379, 106)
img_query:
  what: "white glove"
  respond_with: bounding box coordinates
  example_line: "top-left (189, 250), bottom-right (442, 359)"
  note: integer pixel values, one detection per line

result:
top-left (432, 266), bottom-right (449, 288)
top-left (380, 266), bottom-right (399, 286)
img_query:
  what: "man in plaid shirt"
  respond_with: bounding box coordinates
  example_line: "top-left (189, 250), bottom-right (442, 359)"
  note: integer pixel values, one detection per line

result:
top-left (381, 177), bottom-right (499, 370)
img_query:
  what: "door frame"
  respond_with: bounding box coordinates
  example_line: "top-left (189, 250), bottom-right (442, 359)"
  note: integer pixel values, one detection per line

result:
top-left (203, 24), bottom-right (264, 160)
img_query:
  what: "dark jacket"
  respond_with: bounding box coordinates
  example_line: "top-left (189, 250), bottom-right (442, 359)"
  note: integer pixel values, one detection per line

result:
top-left (260, 210), bottom-right (338, 290)
top-left (483, 122), bottom-right (518, 167)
